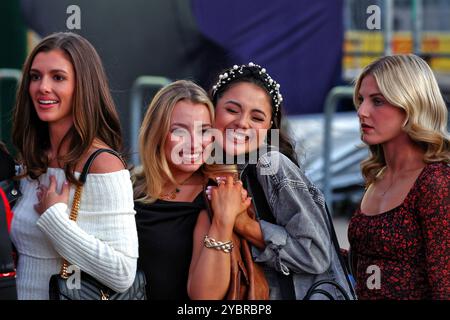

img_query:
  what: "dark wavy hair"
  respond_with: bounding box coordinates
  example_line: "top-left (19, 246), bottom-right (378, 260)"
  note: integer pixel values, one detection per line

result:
top-left (12, 32), bottom-right (122, 185)
top-left (211, 64), bottom-right (298, 166)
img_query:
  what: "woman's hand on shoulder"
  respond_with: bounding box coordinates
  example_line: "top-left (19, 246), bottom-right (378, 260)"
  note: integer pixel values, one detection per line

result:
top-left (34, 175), bottom-right (70, 215)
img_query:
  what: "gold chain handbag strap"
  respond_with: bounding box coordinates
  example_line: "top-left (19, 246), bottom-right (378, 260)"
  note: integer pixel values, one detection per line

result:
top-left (59, 184), bottom-right (83, 278)
top-left (58, 149), bottom-right (125, 279)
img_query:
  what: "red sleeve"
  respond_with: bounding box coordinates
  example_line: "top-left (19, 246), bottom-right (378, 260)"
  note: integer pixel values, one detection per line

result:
top-left (0, 188), bottom-right (13, 233)
top-left (416, 164), bottom-right (450, 299)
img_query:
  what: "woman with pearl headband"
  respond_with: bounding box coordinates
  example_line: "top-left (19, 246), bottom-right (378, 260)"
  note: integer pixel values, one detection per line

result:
top-left (188, 63), bottom-right (355, 300)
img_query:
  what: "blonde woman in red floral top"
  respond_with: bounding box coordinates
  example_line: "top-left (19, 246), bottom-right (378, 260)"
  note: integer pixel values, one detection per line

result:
top-left (348, 54), bottom-right (450, 300)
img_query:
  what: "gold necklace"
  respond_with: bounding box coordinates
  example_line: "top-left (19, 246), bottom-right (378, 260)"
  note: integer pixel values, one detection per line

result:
top-left (379, 166), bottom-right (423, 197)
top-left (160, 189), bottom-right (180, 201)
top-left (159, 175), bottom-right (193, 200)
top-left (378, 167), bottom-right (396, 197)
top-left (380, 178), bottom-right (394, 197)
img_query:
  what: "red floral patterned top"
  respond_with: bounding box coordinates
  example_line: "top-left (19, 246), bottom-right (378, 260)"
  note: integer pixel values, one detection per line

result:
top-left (348, 162), bottom-right (450, 300)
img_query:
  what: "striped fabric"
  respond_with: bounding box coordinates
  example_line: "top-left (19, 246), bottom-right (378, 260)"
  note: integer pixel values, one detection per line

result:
top-left (10, 168), bottom-right (138, 300)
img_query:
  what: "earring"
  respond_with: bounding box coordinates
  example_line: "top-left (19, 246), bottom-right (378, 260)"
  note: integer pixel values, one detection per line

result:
top-left (402, 118), bottom-right (409, 128)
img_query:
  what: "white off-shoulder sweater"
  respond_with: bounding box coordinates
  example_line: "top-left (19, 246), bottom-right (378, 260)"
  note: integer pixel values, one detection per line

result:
top-left (10, 168), bottom-right (139, 300)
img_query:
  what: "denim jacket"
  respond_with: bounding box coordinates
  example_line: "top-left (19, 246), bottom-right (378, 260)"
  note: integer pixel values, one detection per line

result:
top-left (240, 150), bottom-right (354, 300)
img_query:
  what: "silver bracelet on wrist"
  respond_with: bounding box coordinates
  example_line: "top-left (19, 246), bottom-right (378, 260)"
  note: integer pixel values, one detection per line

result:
top-left (203, 235), bottom-right (234, 253)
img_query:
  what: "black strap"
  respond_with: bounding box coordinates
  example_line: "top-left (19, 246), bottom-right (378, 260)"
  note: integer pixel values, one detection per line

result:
top-left (79, 149), bottom-right (125, 184)
top-left (241, 164), bottom-right (296, 300)
top-left (0, 191), bottom-right (14, 274)
top-left (242, 165), bottom-right (276, 224)
top-left (322, 203), bottom-right (357, 300)
top-left (203, 179), bottom-right (217, 221)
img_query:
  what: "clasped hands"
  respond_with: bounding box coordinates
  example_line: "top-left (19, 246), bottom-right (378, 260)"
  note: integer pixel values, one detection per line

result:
top-left (205, 175), bottom-right (252, 230)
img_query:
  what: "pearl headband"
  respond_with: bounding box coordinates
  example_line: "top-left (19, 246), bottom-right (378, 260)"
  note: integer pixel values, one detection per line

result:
top-left (211, 62), bottom-right (283, 116)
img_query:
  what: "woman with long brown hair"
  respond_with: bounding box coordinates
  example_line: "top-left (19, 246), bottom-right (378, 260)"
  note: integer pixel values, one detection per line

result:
top-left (10, 32), bottom-right (138, 299)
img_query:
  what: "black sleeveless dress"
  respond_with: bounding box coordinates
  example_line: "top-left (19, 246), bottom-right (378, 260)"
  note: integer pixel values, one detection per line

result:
top-left (135, 192), bottom-right (205, 300)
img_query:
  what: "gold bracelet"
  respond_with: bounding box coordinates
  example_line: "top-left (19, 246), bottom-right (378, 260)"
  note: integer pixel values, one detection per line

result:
top-left (203, 235), bottom-right (234, 253)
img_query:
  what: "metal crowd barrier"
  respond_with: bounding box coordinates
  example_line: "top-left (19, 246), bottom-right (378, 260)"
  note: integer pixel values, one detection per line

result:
top-left (322, 86), bottom-right (356, 213)
top-left (129, 76), bottom-right (171, 165)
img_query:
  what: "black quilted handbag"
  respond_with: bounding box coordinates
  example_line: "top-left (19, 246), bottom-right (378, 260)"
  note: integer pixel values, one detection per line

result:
top-left (49, 269), bottom-right (147, 300)
top-left (48, 149), bottom-right (147, 300)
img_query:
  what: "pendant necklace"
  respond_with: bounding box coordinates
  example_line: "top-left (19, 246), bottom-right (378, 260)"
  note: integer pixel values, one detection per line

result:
top-left (380, 178), bottom-right (394, 196)
top-left (379, 167), bottom-right (395, 197)
top-left (160, 175), bottom-right (192, 200)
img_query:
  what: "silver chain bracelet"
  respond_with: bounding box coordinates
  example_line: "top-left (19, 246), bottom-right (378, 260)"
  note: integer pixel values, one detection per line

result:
top-left (203, 235), bottom-right (234, 253)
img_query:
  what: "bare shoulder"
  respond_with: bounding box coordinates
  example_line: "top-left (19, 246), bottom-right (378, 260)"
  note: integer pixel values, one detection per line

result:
top-left (89, 150), bottom-right (126, 174)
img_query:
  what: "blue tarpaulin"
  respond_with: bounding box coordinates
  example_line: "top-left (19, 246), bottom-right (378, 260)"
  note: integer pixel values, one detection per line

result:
top-left (192, 0), bottom-right (344, 115)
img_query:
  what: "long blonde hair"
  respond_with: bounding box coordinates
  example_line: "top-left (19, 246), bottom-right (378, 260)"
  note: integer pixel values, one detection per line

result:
top-left (354, 54), bottom-right (450, 186)
top-left (133, 80), bottom-right (214, 203)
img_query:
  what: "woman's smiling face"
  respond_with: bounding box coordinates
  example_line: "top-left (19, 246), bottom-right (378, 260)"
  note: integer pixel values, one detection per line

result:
top-left (214, 82), bottom-right (272, 157)
top-left (28, 49), bottom-right (75, 130)
top-left (164, 99), bottom-right (213, 175)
